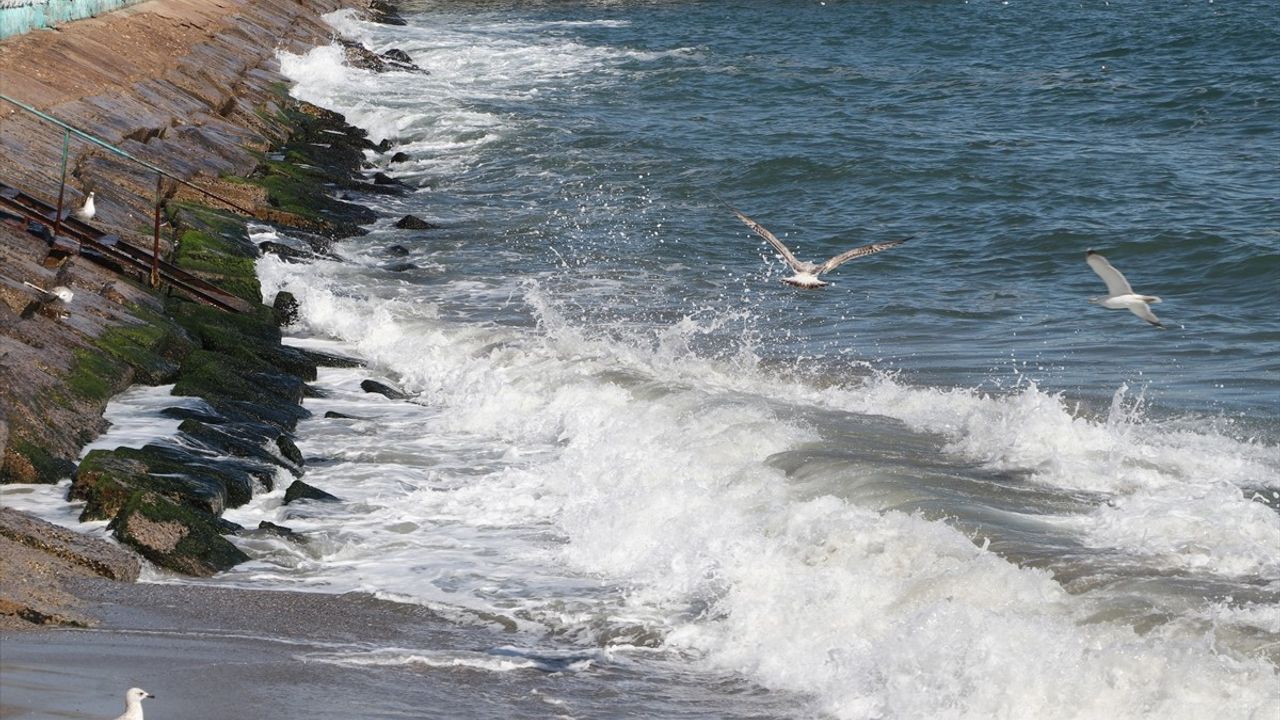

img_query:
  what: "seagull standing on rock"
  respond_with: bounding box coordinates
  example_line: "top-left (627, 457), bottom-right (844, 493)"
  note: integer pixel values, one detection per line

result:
top-left (724, 201), bottom-right (910, 289)
top-left (1085, 249), bottom-right (1165, 328)
top-left (74, 191), bottom-right (95, 222)
top-left (113, 688), bottom-right (154, 720)
top-left (20, 280), bottom-right (74, 319)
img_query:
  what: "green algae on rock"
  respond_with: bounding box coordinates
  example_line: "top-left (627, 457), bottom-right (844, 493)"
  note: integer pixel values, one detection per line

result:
top-left (110, 490), bottom-right (249, 577)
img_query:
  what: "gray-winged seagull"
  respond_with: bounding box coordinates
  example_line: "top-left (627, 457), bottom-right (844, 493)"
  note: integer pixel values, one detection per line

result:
top-left (726, 203), bottom-right (910, 289)
top-left (1085, 249), bottom-right (1165, 328)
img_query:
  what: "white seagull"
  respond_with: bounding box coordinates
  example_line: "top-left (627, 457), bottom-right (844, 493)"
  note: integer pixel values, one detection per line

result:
top-left (1085, 249), bottom-right (1164, 328)
top-left (726, 203), bottom-right (910, 289)
top-left (22, 280), bottom-right (74, 304)
top-left (113, 688), bottom-right (154, 720)
top-left (74, 191), bottom-right (96, 222)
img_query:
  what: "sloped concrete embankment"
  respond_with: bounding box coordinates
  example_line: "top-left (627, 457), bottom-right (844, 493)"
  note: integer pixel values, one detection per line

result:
top-left (0, 0), bottom-right (413, 625)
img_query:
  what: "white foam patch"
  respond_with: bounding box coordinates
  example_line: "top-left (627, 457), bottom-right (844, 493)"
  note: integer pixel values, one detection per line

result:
top-left (302, 646), bottom-right (598, 674)
top-left (249, 248), bottom-right (1280, 719)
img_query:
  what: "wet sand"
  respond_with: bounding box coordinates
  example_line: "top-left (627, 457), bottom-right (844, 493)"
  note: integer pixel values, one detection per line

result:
top-left (0, 579), bottom-right (796, 719)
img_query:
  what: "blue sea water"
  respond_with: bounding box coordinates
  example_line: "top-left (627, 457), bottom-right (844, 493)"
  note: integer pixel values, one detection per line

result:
top-left (24, 2), bottom-right (1280, 718)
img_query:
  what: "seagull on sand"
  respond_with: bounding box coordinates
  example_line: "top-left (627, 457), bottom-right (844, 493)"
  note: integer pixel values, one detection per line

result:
top-left (724, 201), bottom-right (910, 289)
top-left (74, 191), bottom-right (96, 222)
top-left (1085, 249), bottom-right (1164, 328)
top-left (113, 688), bottom-right (154, 720)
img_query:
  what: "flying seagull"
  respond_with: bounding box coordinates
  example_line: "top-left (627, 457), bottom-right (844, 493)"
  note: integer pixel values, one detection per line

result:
top-left (1085, 250), bottom-right (1164, 328)
top-left (113, 687), bottom-right (154, 720)
top-left (725, 202), bottom-right (910, 288)
top-left (74, 191), bottom-right (95, 222)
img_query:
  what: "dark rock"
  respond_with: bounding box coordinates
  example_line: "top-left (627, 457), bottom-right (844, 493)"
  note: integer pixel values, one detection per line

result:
top-left (177, 419), bottom-right (301, 479)
top-left (382, 48), bottom-right (413, 64)
top-left (369, 0), bottom-right (408, 25)
top-left (214, 517), bottom-right (245, 535)
top-left (361, 378), bottom-right (409, 400)
top-left (159, 406), bottom-right (226, 424)
top-left (70, 444), bottom-right (264, 522)
top-left (338, 38), bottom-right (389, 72)
top-left (324, 411), bottom-right (368, 420)
top-left (394, 214), bottom-right (439, 230)
top-left (295, 348), bottom-right (365, 368)
top-left (372, 172), bottom-right (402, 186)
top-left (284, 479), bottom-right (340, 505)
top-left (275, 436), bottom-right (304, 466)
top-left (385, 244), bottom-right (410, 257)
top-left (380, 48), bottom-right (425, 73)
top-left (273, 291), bottom-right (299, 327)
top-left (375, 138), bottom-right (394, 153)
top-left (384, 262), bottom-right (417, 273)
top-left (0, 507), bottom-right (140, 581)
top-left (257, 521), bottom-right (304, 541)
top-left (389, 152), bottom-right (411, 164)
top-left (110, 491), bottom-right (249, 577)
top-left (258, 241), bottom-right (312, 262)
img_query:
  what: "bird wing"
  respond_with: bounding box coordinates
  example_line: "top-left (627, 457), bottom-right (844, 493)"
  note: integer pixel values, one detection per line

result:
top-left (21, 280), bottom-right (53, 298)
top-left (1127, 302), bottom-right (1164, 328)
top-left (818, 236), bottom-right (911, 274)
top-left (1086, 251), bottom-right (1133, 297)
top-left (727, 206), bottom-right (805, 272)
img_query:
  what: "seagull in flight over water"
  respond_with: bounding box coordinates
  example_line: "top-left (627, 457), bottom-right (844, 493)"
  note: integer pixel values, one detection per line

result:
top-left (1085, 249), bottom-right (1164, 328)
top-left (724, 201), bottom-right (910, 289)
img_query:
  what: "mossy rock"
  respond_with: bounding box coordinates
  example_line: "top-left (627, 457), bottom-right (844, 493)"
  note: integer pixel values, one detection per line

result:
top-left (92, 312), bottom-right (196, 385)
top-left (65, 348), bottom-right (129, 403)
top-left (2, 440), bottom-right (77, 484)
top-left (110, 490), bottom-right (249, 577)
top-left (178, 419), bottom-right (300, 480)
top-left (71, 447), bottom-right (233, 521)
top-left (275, 435), bottom-right (304, 466)
top-left (173, 229), bottom-right (261, 303)
top-left (283, 479), bottom-right (339, 504)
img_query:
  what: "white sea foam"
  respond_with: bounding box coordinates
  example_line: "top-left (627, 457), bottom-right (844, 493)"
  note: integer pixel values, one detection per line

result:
top-left (249, 247), bottom-right (1280, 719)
top-left (250, 10), bottom-right (1280, 718)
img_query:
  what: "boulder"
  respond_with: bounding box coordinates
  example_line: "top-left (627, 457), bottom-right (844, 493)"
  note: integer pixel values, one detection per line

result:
top-left (360, 379), bottom-right (409, 400)
top-left (394, 214), bottom-right (439, 230)
top-left (0, 507), bottom-right (140, 581)
top-left (273, 290), bottom-right (299, 327)
top-left (110, 491), bottom-right (249, 577)
top-left (385, 244), bottom-right (410, 257)
top-left (283, 479), bottom-right (340, 504)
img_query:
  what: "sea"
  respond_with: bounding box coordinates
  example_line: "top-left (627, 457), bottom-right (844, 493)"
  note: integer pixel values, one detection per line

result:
top-left (7, 1), bottom-right (1280, 718)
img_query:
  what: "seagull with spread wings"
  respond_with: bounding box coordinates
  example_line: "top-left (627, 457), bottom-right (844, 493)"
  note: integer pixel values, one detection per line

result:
top-left (1085, 249), bottom-right (1165, 329)
top-left (725, 202), bottom-right (910, 289)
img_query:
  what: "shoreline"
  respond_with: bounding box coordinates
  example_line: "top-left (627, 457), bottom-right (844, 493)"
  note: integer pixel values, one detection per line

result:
top-left (0, 0), bottom-right (400, 626)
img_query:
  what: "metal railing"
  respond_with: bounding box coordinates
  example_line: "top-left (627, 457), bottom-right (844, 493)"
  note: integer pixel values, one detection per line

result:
top-left (0, 92), bottom-right (257, 286)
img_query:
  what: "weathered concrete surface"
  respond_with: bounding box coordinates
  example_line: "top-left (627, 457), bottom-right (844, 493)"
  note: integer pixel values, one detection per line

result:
top-left (0, 0), bottom-right (366, 486)
top-left (0, 507), bottom-right (141, 628)
top-left (0, 0), bottom-right (370, 623)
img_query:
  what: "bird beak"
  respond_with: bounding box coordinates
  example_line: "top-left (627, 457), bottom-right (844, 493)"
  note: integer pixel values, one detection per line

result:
top-left (146, 693), bottom-right (156, 699)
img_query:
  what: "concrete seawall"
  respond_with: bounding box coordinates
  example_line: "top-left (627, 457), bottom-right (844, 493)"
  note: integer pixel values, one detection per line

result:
top-left (0, 0), bottom-right (149, 40)
top-left (0, 0), bottom-right (377, 626)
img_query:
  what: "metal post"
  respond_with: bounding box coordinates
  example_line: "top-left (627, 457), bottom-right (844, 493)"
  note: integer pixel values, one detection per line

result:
top-left (151, 172), bottom-right (163, 288)
top-left (52, 129), bottom-right (69, 238)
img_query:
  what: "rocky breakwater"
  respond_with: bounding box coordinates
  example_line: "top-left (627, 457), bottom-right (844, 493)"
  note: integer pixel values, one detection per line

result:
top-left (0, 0), bottom-right (411, 625)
